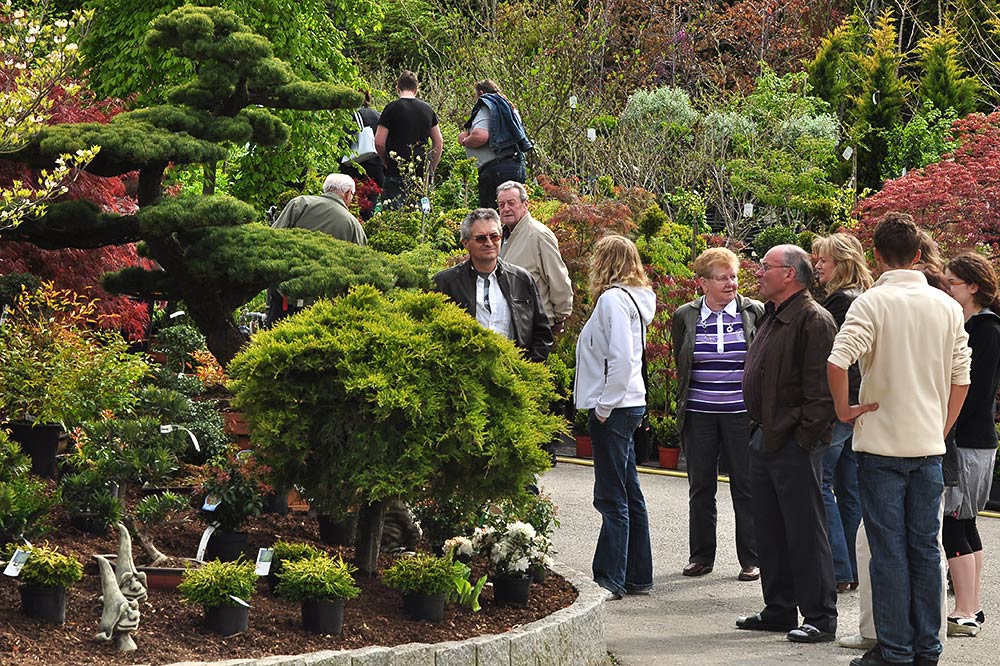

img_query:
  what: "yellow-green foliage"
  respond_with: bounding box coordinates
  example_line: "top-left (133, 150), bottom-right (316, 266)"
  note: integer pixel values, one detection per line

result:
top-left (227, 286), bottom-right (560, 517)
top-left (178, 559), bottom-right (256, 607)
top-left (3, 543), bottom-right (82, 589)
top-left (636, 222), bottom-right (699, 278)
top-left (530, 199), bottom-right (562, 224)
top-left (276, 555), bottom-right (360, 602)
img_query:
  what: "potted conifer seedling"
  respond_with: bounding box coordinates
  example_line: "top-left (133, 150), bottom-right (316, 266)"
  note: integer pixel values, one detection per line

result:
top-left (275, 554), bottom-right (360, 634)
top-left (5, 543), bottom-right (84, 625)
top-left (383, 553), bottom-right (464, 623)
top-left (267, 540), bottom-right (325, 593)
top-left (178, 559), bottom-right (257, 635)
top-left (652, 414), bottom-right (681, 469)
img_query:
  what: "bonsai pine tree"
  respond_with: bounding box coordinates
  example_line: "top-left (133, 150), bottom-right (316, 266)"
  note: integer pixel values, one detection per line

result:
top-left (3, 5), bottom-right (425, 365)
top-left (227, 286), bottom-right (562, 574)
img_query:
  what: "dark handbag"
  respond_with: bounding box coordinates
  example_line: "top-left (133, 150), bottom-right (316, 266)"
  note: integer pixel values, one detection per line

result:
top-left (633, 410), bottom-right (654, 464)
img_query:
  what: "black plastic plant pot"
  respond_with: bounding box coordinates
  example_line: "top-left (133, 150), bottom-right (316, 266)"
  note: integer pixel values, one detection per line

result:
top-left (204, 530), bottom-right (249, 562)
top-left (203, 603), bottom-right (249, 635)
top-left (69, 512), bottom-right (108, 536)
top-left (317, 514), bottom-right (357, 546)
top-left (301, 597), bottom-right (345, 635)
top-left (492, 574), bottom-right (532, 607)
top-left (19, 584), bottom-right (67, 625)
top-left (401, 591), bottom-right (446, 623)
top-left (6, 422), bottom-right (63, 479)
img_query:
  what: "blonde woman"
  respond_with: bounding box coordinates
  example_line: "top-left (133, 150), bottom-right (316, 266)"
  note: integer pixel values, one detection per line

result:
top-left (575, 234), bottom-right (656, 598)
top-left (812, 233), bottom-right (873, 593)
top-left (672, 247), bottom-right (764, 581)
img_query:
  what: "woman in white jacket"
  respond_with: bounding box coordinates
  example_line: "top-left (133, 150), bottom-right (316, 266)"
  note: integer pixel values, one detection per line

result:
top-left (574, 234), bottom-right (656, 598)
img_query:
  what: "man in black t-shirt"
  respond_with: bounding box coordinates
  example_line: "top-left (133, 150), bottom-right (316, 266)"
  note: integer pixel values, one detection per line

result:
top-left (375, 70), bottom-right (443, 210)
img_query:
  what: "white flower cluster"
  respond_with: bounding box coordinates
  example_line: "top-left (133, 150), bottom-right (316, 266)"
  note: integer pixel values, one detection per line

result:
top-left (442, 536), bottom-right (474, 559)
top-left (467, 521), bottom-right (554, 576)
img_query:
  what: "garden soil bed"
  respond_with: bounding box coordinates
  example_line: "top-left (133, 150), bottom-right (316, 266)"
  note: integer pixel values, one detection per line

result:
top-left (0, 505), bottom-right (577, 665)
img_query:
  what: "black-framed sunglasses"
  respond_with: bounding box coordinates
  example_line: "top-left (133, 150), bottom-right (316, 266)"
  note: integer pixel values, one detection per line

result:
top-left (472, 233), bottom-right (502, 244)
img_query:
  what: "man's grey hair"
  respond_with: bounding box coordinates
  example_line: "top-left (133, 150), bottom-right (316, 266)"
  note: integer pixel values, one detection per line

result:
top-left (781, 245), bottom-right (814, 287)
top-left (323, 173), bottom-right (355, 195)
top-left (460, 208), bottom-right (502, 241)
top-left (496, 180), bottom-right (528, 202)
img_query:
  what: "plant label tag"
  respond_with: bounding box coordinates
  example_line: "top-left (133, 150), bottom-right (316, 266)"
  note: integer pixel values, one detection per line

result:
top-left (186, 428), bottom-right (200, 452)
top-left (296, 299), bottom-right (304, 307)
top-left (229, 594), bottom-right (250, 608)
top-left (196, 524), bottom-right (217, 561)
top-left (586, 128), bottom-right (597, 142)
top-left (255, 548), bottom-right (273, 576)
top-left (842, 146), bottom-right (853, 160)
top-left (3, 549), bottom-right (30, 577)
top-left (202, 495), bottom-right (221, 511)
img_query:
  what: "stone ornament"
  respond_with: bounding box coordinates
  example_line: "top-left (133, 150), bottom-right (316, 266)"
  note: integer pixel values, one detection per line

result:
top-left (114, 522), bottom-right (148, 604)
top-left (95, 555), bottom-right (140, 652)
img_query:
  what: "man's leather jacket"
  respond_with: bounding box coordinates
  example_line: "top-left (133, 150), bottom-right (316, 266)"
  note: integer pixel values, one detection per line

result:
top-left (432, 258), bottom-right (552, 362)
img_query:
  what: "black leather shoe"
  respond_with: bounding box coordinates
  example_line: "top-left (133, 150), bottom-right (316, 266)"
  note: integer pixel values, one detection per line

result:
top-left (913, 657), bottom-right (938, 666)
top-left (682, 562), bottom-right (713, 577)
top-left (850, 646), bottom-right (913, 666)
top-left (736, 613), bottom-right (796, 632)
top-left (787, 624), bottom-right (836, 643)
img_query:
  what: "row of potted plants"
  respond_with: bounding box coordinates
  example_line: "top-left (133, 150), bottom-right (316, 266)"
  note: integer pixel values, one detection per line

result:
top-left (573, 410), bottom-right (682, 468)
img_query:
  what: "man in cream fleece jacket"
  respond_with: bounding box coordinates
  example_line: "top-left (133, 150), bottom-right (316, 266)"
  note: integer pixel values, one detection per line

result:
top-left (828, 213), bottom-right (971, 666)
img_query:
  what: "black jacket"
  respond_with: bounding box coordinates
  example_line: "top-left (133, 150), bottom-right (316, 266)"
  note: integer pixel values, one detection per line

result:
top-left (955, 308), bottom-right (1000, 449)
top-left (822, 288), bottom-right (862, 404)
top-left (432, 258), bottom-right (553, 363)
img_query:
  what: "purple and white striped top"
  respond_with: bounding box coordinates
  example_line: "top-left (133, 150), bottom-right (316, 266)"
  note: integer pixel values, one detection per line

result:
top-left (687, 303), bottom-right (747, 414)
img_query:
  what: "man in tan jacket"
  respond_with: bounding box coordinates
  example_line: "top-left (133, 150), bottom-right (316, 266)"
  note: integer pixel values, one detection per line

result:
top-left (496, 181), bottom-right (572, 335)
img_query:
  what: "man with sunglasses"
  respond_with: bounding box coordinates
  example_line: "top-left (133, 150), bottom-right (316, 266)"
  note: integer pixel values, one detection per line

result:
top-left (432, 208), bottom-right (552, 362)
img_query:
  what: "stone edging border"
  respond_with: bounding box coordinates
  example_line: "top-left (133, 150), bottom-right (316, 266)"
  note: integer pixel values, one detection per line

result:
top-left (161, 561), bottom-right (607, 666)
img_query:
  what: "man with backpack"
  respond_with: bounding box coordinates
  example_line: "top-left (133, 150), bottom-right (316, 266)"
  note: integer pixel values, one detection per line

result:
top-left (458, 79), bottom-right (532, 209)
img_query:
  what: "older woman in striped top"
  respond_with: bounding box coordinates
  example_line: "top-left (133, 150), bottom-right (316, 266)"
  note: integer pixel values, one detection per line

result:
top-left (672, 247), bottom-right (764, 581)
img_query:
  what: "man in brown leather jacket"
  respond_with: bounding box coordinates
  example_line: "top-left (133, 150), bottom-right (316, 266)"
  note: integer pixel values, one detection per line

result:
top-left (735, 244), bottom-right (839, 645)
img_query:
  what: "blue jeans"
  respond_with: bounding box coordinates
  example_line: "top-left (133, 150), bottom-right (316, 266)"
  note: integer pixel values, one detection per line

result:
top-left (590, 407), bottom-right (653, 596)
top-left (859, 453), bottom-right (944, 663)
top-left (821, 421), bottom-right (861, 583)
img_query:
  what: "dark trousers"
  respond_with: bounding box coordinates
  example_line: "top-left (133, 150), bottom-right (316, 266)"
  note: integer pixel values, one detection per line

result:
top-left (684, 411), bottom-right (757, 568)
top-left (750, 429), bottom-right (838, 632)
top-left (478, 157), bottom-right (526, 209)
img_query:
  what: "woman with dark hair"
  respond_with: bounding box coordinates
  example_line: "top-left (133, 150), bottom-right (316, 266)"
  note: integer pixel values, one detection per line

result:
top-left (812, 233), bottom-right (873, 593)
top-left (575, 234), bottom-right (655, 599)
top-left (942, 252), bottom-right (1000, 636)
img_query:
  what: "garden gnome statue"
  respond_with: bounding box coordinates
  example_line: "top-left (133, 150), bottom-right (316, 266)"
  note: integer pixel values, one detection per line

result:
top-left (114, 522), bottom-right (147, 603)
top-left (95, 555), bottom-right (140, 652)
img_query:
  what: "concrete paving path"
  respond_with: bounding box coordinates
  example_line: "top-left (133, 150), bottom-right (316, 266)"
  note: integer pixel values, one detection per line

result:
top-left (541, 459), bottom-right (1000, 666)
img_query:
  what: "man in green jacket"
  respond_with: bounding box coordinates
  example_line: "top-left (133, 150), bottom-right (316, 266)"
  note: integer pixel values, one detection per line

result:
top-left (266, 173), bottom-right (368, 326)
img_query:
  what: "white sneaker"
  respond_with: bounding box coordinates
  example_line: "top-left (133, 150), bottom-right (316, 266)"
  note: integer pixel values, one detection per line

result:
top-left (947, 616), bottom-right (981, 637)
top-left (836, 634), bottom-right (876, 649)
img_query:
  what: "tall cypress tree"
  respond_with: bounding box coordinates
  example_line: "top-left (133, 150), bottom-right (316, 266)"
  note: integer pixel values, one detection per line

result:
top-left (917, 24), bottom-right (979, 116)
top-left (3, 6), bottom-right (425, 365)
top-left (848, 10), bottom-right (909, 192)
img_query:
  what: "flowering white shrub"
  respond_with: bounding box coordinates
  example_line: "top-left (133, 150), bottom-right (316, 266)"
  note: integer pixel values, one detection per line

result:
top-left (442, 536), bottom-right (474, 560)
top-left (470, 521), bottom-right (554, 576)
